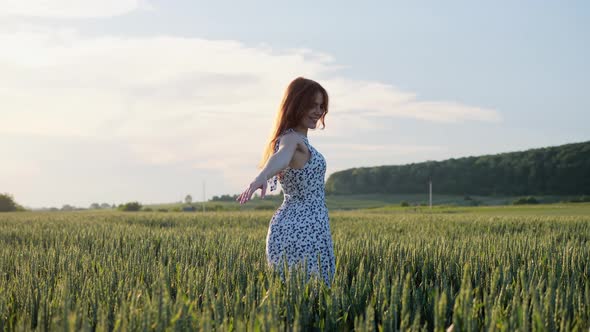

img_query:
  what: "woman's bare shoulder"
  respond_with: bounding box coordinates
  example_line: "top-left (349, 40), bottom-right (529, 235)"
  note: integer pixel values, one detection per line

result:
top-left (277, 131), bottom-right (303, 147)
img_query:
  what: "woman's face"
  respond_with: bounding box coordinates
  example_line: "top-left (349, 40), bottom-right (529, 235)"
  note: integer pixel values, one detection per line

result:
top-left (299, 91), bottom-right (325, 129)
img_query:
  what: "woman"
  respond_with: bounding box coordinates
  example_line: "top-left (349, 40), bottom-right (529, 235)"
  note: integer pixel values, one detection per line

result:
top-left (236, 77), bottom-right (336, 287)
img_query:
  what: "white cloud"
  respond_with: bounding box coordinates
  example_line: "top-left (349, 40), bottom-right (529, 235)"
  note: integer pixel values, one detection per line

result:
top-left (324, 79), bottom-right (501, 123)
top-left (0, 24), bottom-right (501, 205)
top-left (0, 0), bottom-right (151, 19)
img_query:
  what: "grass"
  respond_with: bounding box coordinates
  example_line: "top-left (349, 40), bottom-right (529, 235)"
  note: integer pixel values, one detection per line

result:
top-left (141, 193), bottom-right (586, 212)
top-left (1, 204), bottom-right (589, 330)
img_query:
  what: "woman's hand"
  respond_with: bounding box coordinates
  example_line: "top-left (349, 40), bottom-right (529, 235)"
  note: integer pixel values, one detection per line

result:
top-left (236, 174), bottom-right (268, 204)
top-left (236, 132), bottom-right (299, 205)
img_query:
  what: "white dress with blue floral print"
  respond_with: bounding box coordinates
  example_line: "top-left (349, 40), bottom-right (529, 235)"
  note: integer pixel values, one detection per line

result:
top-left (265, 128), bottom-right (336, 286)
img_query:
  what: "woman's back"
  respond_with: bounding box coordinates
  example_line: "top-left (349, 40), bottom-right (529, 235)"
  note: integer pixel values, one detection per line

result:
top-left (266, 128), bottom-right (335, 287)
top-left (269, 128), bottom-right (327, 204)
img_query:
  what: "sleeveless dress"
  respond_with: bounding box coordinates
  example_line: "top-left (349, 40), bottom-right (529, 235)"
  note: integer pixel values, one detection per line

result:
top-left (265, 128), bottom-right (336, 287)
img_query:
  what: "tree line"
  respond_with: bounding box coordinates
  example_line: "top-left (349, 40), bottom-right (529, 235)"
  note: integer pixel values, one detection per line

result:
top-left (325, 140), bottom-right (590, 196)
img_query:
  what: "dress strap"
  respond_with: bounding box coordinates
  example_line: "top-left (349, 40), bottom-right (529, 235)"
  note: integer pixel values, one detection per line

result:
top-left (286, 128), bottom-right (307, 139)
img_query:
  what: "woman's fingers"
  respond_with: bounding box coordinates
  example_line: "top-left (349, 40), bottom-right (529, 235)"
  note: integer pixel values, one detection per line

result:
top-left (240, 189), bottom-right (248, 204)
top-left (237, 188), bottom-right (248, 204)
top-left (260, 182), bottom-right (267, 199)
top-left (240, 185), bottom-right (254, 204)
top-left (236, 190), bottom-right (245, 202)
top-left (237, 178), bottom-right (267, 204)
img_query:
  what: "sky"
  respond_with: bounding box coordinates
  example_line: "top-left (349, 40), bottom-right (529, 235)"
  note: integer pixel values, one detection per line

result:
top-left (1, 0), bottom-right (588, 209)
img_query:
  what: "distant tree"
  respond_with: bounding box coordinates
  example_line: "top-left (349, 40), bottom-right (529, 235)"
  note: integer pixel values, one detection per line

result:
top-left (513, 196), bottom-right (539, 205)
top-left (90, 203), bottom-right (101, 209)
top-left (0, 193), bottom-right (19, 212)
top-left (400, 201), bottom-right (409, 207)
top-left (100, 203), bottom-right (111, 209)
top-left (185, 194), bottom-right (193, 204)
top-left (568, 195), bottom-right (590, 203)
top-left (463, 195), bottom-right (481, 206)
top-left (211, 194), bottom-right (239, 202)
top-left (118, 202), bottom-right (142, 211)
top-left (61, 204), bottom-right (74, 211)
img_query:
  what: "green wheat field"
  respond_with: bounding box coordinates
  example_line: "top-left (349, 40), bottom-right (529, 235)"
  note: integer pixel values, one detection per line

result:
top-left (1, 204), bottom-right (589, 331)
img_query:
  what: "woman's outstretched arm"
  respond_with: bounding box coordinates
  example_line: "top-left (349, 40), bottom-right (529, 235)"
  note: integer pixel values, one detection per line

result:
top-left (236, 133), bottom-right (299, 204)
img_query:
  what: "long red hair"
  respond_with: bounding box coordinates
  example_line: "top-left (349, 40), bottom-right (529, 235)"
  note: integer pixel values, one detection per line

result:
top-left (258, 77), bottom-right (329, 168)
